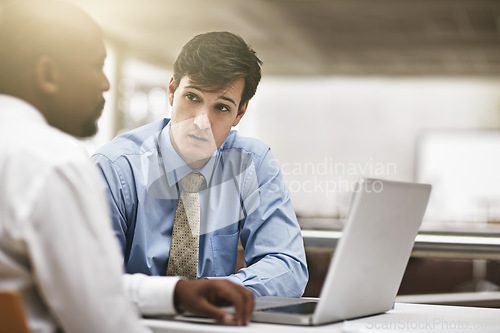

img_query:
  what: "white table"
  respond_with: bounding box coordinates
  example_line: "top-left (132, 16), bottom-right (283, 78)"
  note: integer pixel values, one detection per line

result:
top-left (143, 303), bottom-right (500, 333)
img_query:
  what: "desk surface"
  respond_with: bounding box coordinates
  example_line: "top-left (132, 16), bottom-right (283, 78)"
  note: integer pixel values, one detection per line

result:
top-left (143, 303), bottom-right (500, 333)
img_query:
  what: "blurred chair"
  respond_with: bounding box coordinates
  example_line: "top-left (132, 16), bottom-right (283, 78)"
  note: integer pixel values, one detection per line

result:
top-left (0, 290), bottom-right (30, 333)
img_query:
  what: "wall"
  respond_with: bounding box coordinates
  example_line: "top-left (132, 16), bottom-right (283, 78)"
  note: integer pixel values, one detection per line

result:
top-left (238, 77), bottom-right (500, 218)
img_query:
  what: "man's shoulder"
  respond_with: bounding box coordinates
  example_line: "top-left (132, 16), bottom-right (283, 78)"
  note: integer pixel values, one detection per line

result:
top-left (8, 122), bottom-right (88, 165)
top-left (221, 130), bottom-right (270, 158)
top-left (0, 122), bottom-right (95, 186)
top-left (94, 118), bottom-right (169, 162)
top-left (0, 99), bottom-right (89, 167)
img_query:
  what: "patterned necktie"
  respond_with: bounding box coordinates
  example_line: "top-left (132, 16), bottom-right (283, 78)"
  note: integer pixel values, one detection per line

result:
top-left (166, 173), bottom-right (205, 279)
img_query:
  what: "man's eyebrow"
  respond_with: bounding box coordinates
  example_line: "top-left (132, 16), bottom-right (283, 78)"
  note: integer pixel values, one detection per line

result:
top-left (185, 85), bottom-right (237, 107)
top-left (185, 85), bottom-right (205, 93)
top-left (219, 96), bottom-right (237, 107)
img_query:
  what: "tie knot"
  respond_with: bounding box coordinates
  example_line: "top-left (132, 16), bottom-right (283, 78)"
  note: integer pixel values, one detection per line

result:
top-left (180, 173), bottom-right (205, 193)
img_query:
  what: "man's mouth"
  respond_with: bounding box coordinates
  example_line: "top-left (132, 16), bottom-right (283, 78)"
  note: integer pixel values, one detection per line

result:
top-left (188, 133), bottom-right (208, 142)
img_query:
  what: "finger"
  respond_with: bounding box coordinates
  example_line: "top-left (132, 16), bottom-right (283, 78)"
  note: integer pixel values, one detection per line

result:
top-left (242, 289), bottom-right (254, 325)
top-left (214, 282), bottom-right (253, 326)
top-left (234, 286), bottom-right (254, 325)
top-left (195, 298), bottom-right (235, 325)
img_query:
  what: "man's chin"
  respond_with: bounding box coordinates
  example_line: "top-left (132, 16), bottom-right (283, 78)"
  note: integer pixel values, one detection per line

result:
top-left (75, 121), bottom-right (99, 138)
top-left (173, 136), bottom-right (217, 168)
top-left (182, 152), bottom-right (214, 169)
top-left (76, 101), bottom-right (105, 137)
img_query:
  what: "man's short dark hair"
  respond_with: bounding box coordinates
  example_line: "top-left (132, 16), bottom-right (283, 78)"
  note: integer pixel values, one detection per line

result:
top-left (173, 31), bottom-right (263, 110)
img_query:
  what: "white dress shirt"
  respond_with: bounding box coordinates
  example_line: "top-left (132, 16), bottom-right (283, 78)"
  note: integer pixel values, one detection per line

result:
top-left (0, 95), bottom-right (177, 333)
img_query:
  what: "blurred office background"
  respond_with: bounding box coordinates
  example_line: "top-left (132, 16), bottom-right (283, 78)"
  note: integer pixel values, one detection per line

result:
top-left (63, 0), bottom-right (500, 224)
top-left (4, 0), bottom-right (500, 300)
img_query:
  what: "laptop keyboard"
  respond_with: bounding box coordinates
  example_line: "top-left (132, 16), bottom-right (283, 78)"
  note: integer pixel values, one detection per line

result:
top-left (259, 301), bottom-right (317, 315)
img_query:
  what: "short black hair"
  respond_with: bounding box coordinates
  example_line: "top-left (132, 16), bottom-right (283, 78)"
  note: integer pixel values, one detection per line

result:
top-left (173, 31), bottom-right (263, 110)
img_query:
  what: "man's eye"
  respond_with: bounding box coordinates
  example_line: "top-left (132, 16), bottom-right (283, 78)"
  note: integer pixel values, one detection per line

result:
top-left (216, 104), bottom-right (230, 112)
top-left (186, 93), bottom-right (199, 101)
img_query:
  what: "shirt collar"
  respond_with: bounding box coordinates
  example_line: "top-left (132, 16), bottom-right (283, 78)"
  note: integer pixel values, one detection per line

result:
top-left (159, 121), bottom-right (218, 188)
top-left (0, 94), bottom-right (47, 125)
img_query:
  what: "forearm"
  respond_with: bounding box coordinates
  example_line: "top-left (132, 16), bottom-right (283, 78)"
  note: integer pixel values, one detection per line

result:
top-left (232, 253), bottom-right (308, 297)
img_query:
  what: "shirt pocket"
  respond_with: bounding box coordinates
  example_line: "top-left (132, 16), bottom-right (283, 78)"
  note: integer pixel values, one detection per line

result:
top-left (210, 231), bottom-right (239, 276)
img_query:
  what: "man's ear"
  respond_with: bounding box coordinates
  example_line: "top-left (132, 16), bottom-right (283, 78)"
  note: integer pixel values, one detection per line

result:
top-left (167, 76), bottom-right (176, 106)
top-left (233, 101), bottom-right (249, 127)
top-left (35, 56), bottom-right (59, 94)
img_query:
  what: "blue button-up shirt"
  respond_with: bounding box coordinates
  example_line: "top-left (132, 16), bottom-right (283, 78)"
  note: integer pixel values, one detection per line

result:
top-left (92, 118), bottom-right (308, 297)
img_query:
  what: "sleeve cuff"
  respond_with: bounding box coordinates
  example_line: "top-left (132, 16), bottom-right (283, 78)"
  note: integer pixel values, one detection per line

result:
top-left (122, 273), bottom-right (180, 316)
top-left (205, 275), bottom-right (245, 287)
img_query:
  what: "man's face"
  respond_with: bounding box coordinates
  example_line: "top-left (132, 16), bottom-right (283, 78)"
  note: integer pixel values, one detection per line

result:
top-left (52, 31), bottom-right (110, 137)
top-left (168, 76), bottom-right (248, 169)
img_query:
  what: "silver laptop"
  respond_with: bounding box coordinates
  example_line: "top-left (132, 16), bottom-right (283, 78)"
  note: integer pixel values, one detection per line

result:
top-left (251, 178), bottom-right (431, 326)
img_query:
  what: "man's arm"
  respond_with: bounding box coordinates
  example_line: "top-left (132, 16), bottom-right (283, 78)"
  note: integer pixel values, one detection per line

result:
top-left (123, 273), bottom-right (253, 325)
top-left (91, 153), bottom-right (131, 254)
top-left (28, 161), bottom-right (151, 333)
top-left (231, 148), bottom-right (309, 297)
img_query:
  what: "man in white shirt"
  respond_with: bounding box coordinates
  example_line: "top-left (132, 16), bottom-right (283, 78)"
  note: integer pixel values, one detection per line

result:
top-left (0, 1), bottom-right (253, 332)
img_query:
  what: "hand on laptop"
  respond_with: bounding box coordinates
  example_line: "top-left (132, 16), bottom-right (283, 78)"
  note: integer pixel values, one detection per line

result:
top-left (174, 279), bottom-right (254, 326)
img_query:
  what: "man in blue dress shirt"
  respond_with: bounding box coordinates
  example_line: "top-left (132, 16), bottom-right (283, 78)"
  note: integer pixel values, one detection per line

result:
top-left (93, 32), bottom-right (308, 297)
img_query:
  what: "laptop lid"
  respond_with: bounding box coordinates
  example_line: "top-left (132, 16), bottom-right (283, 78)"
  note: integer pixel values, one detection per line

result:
top-left (252, 178), bottom-right (431, 325)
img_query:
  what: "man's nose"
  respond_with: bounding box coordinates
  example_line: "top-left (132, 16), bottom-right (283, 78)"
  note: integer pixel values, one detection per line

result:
top-left (193, 110), bottom-right (210, 130)
top-left (102, 72), bottom-right (111, 92)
